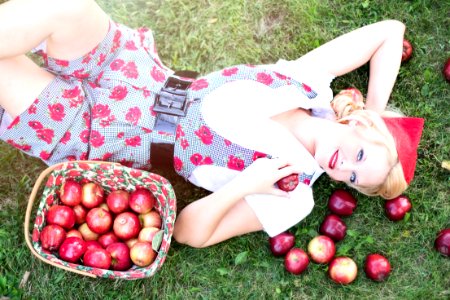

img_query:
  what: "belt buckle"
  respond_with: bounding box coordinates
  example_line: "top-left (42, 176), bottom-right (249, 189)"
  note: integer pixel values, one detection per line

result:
top-left (153, 76), bottom-right (192, 117)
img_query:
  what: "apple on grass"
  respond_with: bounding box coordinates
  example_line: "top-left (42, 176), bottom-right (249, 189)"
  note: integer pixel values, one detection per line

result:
top-left (46, 205), bottom-right (76, 230)
top-left (59, 237), bottom-right (86, 263)
top-left (328, 189), bottom-right (357, 217)
top-left (130, 188), bottom-right (156, 214)
top-left (106, 242), bottom-right (132, 271)
top-left (40, 224), bottom-right (66, 251)
top-left (443, 58), bottom-right (450, 83)
top-left (328, 256), bottom-right (358, 284)
top-left (307, 235), bottom-right (336, 264)
top-left (268, 231), bottom-right (295, 257)
top-left (83, 248), bottom-right (112, 270)
top-left (106, 190), bottom-right (130, 214)
top-left (402, 39), bottom-right (413, 62)
top-left (86, 207), bottom-right (113, 234)
top-left (130, 241), bottom-right (156, 267)
top-left (81, 182), bottom-right (104, 209)
top-left (434, 228), bottom-right (450, 257)
top-left (384, 195), bottom-right (412, 221)
top-left (59, 180), bottom-right (82, 206)
top-left (319, 214), bottom-right (347, 242)
top-left (284, 248), bottom-right (309, 275)
top-left (276, 174), bottom-right (299, 192)
top-left (364, 253), bottom-right (391, 282)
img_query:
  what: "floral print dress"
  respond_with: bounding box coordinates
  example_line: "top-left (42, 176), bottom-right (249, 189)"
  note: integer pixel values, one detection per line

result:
top-left (0, 21), bottom-right (319, 185)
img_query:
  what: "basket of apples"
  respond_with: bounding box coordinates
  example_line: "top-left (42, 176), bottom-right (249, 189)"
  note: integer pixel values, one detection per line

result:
top-left (24, 161), bottom-right (176, 279)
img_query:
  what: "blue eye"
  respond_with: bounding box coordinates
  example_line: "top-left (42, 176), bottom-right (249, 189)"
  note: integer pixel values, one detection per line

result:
top-left (350, 172), bottom-right (357, 184)
top-left (357, 149), bottom-right (364, 161)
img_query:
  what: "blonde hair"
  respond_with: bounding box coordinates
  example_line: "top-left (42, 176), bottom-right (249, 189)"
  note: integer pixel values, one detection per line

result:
top-left (331, 91), bottom-right (408, 199)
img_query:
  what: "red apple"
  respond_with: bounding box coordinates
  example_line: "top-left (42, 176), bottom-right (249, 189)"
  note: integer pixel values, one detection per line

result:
top-left (138, 227), bottom-right (160, 244)
top-left (307, 235), bottom-right (336, 264)
top-left (86, 207), bottom-right (112, 234)
top-left (328, 256), bottom-right (358, 284)
top-left (434, 228), bottom-right (450, 257)
top-left (40, 224), bottom-right (66, 251)
top-left (328, 189), bottom-right (357, 217)
top-left (384, 195), bottom-right (412, 221)
top-left (81, 182), bottom-right (104, 208)
top-left (443, 58), bottom-right (450, 83)
top-left (113, 212), bottom-right (141, 240)
top-left (83, 248), bottom-right (111, 269)
top-left (106, 242), bottom-right (132, 271)
top-left (139, 211), bottom-right (162, 229)
top-left (99, 203), bottom-right (110, 212)
top-left (268, 231), bottom-right (295, 256)
top-left (284, 248), bottom-right (309, 275)
top-left (130, 241), bottom-right (156, 267)
top-left (78, 222), bottom-right (100, 241)
top-left (345, 87), bottom-right (363, 104)
top-left (85, 240), bottom-right (103, 251)
top-left (319, 214), bottom-right (347, 242)
top-left (58, 236), bottom-right (86, 263)
top-left (59, 180), bottom-right (82, 206)
top-left (46, 205), bottom-right (76, 230)
top-left (401, 39), bottom-right (413, 62)
top-left (129, 188), bottom-right (155, 214)
top-left (276, 174), bottom-right (299, 192)
top-left (66, 229), bottom-right (83, 240)
top-left (72, 204), bottom-right (87, 225)
top-left (106, 190), bottom-right (130, 214)
top-left (364, 253), bottom-right (391, 282)
top-left (98, 232), bottom-right (119, 248)
top-left (125, 238), bottom-right (138, 248)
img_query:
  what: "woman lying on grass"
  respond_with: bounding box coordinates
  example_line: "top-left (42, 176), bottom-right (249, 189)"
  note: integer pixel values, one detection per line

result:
top-left (0, 0), bottom-right (423, 248)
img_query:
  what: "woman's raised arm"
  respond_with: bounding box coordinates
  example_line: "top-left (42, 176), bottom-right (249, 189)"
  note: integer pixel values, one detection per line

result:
top-left (295, 20), bottom-right (405, 113)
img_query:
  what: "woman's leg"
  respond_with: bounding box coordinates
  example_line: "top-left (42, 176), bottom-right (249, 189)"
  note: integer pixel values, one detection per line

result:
top-left (0, 56), bottom-right (54, 118)
top-left (296, 20), bottom-right (406, 113)
top-left (0, 0), bottom-right (110, 118)
top-left (0, 0), bottom-right (109, 59)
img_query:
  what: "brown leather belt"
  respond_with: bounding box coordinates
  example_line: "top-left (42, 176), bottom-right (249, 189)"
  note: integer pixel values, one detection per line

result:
top-left (151, 70), bottom-right (198, 169)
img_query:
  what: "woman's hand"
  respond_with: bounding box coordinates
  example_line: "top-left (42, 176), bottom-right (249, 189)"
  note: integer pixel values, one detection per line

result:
top-left (231, 157), bottom-right (302, 197)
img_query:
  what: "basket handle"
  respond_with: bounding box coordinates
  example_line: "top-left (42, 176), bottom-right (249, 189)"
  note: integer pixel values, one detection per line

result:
top-left (24, 160), bottom-right (119, 278)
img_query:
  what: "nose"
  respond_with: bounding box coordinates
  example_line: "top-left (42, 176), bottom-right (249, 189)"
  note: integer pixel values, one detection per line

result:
top-left (339, 159), bottom-right (354, 171)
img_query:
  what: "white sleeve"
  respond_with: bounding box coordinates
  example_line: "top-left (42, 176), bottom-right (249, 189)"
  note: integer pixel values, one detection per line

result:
top-left (189, 164), bottom-right (318, 237)
top-left (245, 183), bottom-right (315, 237)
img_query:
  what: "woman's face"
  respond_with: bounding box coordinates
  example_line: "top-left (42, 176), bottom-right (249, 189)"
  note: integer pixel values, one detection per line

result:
top-left (315, 124), bottom-right (392, 188)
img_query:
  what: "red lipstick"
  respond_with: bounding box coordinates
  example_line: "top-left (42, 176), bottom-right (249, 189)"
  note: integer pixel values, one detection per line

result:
top-left (329, 150), bottom-right (338, 169)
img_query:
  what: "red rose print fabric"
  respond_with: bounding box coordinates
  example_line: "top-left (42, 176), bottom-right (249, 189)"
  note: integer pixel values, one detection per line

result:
top-left (0, 21), bottom-right (173, 170)
top-left (172, 64), bottom-right (317, 184)
top-left (0, 21), bottom-right (318, 185)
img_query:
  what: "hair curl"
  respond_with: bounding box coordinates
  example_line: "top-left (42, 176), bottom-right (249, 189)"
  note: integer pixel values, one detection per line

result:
top-left (330, 91), bottom-right (408, 199)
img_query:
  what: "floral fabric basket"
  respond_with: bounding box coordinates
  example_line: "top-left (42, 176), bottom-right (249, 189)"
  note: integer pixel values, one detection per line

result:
top-left (24, 161), bottom-right (177, 279)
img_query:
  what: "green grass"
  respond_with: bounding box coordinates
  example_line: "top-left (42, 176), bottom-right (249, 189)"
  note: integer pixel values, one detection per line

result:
top-left (1, 0), bottom-right (449, 299)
